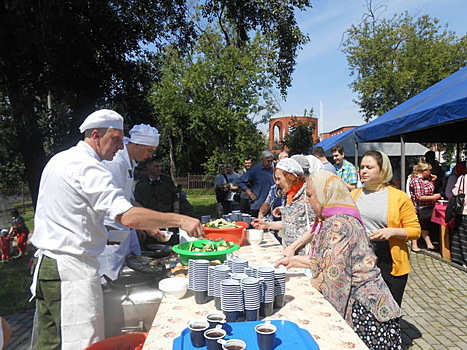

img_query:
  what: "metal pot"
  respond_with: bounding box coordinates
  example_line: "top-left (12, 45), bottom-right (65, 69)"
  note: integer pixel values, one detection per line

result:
top-left (103, 271), bottom-right (164, 337)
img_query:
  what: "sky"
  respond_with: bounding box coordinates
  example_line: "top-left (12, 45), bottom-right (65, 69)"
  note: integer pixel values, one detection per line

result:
top-left (269, 0), bottom-right (467, 135)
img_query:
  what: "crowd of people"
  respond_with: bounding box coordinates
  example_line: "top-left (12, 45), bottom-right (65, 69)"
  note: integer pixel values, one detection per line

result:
top-left (2, 107), bottom-right (463, 350)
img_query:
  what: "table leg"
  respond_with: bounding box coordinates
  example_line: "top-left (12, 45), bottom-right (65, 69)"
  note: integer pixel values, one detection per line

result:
top-left (439, 225), bottom-right (451, 260)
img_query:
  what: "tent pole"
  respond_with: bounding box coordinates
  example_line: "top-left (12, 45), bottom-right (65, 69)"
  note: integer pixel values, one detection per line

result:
top-left (354, 141), bottom-right (359, 169)
top-left (401, 135), bottom-right (406, 191)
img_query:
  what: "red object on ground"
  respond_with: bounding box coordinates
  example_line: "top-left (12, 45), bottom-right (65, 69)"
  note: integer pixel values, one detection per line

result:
top-left (203, 221), bottom-right (248, 245)
top-left (83, 332), bottom-right (147, 350)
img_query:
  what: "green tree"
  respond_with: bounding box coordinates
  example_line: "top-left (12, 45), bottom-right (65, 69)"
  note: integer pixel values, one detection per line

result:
top-left (151, 26), bottom-right (273, 178)
top-left (342, 8), bottom-right (467, 122)
top-left (281, 116), bottom-right (315, 155)
top-left (0, 0), bottom-right (311, 206)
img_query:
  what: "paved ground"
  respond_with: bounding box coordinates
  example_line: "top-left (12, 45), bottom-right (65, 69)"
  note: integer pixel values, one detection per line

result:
top-left (3, 250), bottom-right (467, 350)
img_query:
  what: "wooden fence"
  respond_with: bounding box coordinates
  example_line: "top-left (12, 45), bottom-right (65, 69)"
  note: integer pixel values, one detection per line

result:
top-left (173, 174), bottom-right (214, 189)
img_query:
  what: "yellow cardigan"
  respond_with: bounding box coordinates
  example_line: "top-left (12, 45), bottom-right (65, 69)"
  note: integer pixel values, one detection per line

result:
top-left (352, 186), bottom-right (421, 276)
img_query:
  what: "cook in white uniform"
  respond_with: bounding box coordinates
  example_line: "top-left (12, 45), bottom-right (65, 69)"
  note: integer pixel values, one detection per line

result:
top-left (98, 123), bottom-right (161, 281)
top-left (30, 109), bottom-right (203, 350)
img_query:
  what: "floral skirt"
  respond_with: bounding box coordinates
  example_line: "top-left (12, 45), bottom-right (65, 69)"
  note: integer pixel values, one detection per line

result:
top-left (352, 301), bottom-right (402, 350)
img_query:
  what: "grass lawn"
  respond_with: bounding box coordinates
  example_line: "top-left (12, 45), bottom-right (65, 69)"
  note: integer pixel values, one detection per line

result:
top-left (0, 191), bottom-right (217, 315)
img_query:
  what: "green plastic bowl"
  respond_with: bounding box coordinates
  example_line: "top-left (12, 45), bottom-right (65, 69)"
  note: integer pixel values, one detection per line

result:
top-left (171, 240), bottom-right (240, 265)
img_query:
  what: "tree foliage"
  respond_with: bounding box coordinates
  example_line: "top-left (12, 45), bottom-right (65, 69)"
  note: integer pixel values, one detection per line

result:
top-left (151, 26), bottom-right (274, 177)
top-left (281, 116), bottom-right (316, 156)
top-left (0, 0), bottom-right (311, 205)
top-left (342, 6), bottom-right (467, 122)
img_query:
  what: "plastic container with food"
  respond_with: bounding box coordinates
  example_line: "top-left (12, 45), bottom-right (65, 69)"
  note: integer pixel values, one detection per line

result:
top-left (172, 240), bottom-right (240, 265)
top-left (202, 220), bottom-right (248, 246)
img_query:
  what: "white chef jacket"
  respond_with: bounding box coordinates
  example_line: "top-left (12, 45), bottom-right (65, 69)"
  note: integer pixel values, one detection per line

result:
top-left (31, 140), bottom-right (133, 257)
top-left (30, 140), bottom-right (134, 350)
top-left (98, 144), bottom-right (141, 280)
top-left (102, 143), bottom-right (137, 228)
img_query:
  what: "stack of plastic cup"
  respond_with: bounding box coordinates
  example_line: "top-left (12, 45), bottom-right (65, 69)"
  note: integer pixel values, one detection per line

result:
top-left (232, 257), bottom-right (249, 274)
top-left (257, 266), bottom-right (275, 316)
top-left (230, 273), bottom-right (248, 283)
top-left (220, 279), bottom-right (243, 322)
top-left (273, 267), bottom-right (286, 308)
top-left (189, 259), bottom-right (210, 304)
top-left (208, 265), bottom-right (216, 297)
top-left (213, 265), bottom-right (231, 310)
top-left (244, 267), bottom-right (257, 278)
top-left (241, 277), bottom-right (262, 321)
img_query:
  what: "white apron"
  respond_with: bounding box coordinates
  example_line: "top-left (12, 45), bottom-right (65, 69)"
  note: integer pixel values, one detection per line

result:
top-left (30, 250), bottom-right (104, 350)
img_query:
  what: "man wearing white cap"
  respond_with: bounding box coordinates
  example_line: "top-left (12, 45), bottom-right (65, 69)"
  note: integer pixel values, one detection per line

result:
top-left (30, 109), bottom-right (203, 350)
top-left (98, 123), bottom-right (161, 281)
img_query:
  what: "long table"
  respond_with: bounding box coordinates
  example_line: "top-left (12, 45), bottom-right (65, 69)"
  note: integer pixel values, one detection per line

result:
top-left (143, 231), bottom-right (369, 350)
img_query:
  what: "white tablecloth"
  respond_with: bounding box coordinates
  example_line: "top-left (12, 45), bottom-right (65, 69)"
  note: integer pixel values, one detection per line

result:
top-left (143, 231), bottom-right (368, 350)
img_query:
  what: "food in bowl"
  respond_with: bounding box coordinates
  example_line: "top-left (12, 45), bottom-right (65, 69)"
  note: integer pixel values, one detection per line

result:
top-left (158, 277), bottom-right (189, 299)
top-left (188, 241), bottom-right (234, 252)
top-left (204, 219), bottom-right (239, 229)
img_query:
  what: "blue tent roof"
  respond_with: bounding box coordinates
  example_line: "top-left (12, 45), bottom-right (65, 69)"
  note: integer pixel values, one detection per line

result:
top-left (354, 66), bottom-right (467, 143)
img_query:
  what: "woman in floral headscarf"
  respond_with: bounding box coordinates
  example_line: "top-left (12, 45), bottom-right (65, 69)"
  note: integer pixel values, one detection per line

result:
top-left (275, 171), bottom-right (402, 350)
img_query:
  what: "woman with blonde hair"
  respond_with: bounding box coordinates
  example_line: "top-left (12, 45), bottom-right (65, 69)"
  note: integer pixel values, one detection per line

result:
top-left (409, 160), bottom-right (441, 252)
top-left (352, 151), bottom-right (421, 306)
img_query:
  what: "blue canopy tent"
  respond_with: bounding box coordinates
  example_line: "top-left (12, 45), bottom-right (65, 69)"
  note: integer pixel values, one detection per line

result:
top-left (314, 128), bottom-right (428, 158)
top-left (354, 66), bottom-right (467, 144)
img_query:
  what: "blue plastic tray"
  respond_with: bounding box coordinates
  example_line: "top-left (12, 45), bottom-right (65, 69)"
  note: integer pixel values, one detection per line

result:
top-left (172, 320), bottom-right (319, 349)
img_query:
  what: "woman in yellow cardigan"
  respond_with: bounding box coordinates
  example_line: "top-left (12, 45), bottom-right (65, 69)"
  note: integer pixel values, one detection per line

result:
top-left (352, 151), bottom-right (421, 306)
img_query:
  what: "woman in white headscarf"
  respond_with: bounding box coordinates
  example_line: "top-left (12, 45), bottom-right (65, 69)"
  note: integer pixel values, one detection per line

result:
top-left (252, 158), bottom-right (314, 256)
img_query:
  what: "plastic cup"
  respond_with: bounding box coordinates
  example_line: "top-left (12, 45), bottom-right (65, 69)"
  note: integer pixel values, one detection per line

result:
top-left (189, 321), bottom-right (210, 348)
top-left (255, 321), bottom-right (277, 350)
top-left (204, 325), bottom-right (226, 350)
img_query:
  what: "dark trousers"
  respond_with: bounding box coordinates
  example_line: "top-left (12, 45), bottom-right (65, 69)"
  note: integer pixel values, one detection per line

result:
top-left (35, 256), bottom-right (62, 350)
top-left (239, 197), bottom-right (251, 214)
top-left (379, 262), bottom-right (408, 307)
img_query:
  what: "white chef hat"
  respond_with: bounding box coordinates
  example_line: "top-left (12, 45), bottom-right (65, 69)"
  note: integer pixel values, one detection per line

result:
top-left (129, 124), bottom-right (160, 147)
top-left (79, 109), bottom-right (124, 133)
top-left (276, 158), bottom-right (304, 177)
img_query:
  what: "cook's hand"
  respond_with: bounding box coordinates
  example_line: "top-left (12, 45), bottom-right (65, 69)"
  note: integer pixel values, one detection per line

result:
top-left (180, 216), bottom-right (204, 238)
top-left (252, 219), bottom-right (267, 230)
top-left (146, 228), bottom-right (166, 240)
top-left (369, 228), bottom-right (394, 241)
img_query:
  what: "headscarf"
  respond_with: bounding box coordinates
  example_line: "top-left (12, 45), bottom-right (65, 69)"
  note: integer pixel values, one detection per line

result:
top-left (363, 150), bottom-right (393, 192)
top-left (276, 158), bottom-right (304, 177)
top-left (307, 171), bottom-right (364, 258)
top-left (309, 170), bottom-right (364, 229)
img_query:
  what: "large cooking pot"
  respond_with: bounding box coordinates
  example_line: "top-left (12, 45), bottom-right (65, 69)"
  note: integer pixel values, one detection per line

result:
top-left (103, 272), bottom-right (163, 338)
